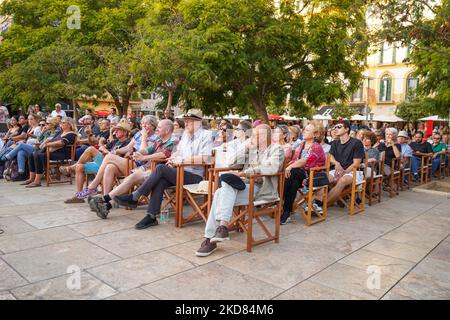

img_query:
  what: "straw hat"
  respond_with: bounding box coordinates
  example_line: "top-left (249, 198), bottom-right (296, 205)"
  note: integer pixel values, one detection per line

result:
top-left (182, 109), bottom-right (203, 121)
top-left (114, 120), bottom-right (131, 132)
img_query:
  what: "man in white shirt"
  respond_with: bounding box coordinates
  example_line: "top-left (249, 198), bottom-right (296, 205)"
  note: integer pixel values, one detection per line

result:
top-left (50, 103), bottom-right (67, 118)
top-left (0, 105), bottom-right (9, 122)
top-left (107, 108), bottom-right (120, 123)
top-left (113, 109), bottom-right (213, 230)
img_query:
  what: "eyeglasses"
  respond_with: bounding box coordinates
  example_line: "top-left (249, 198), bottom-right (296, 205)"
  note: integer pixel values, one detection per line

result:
top-left (333, 124), bottom-right (344, 130)
top-left (39, 124), bottom-right (45, 126)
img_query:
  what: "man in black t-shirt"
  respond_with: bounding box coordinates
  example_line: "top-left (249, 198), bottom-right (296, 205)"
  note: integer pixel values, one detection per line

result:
top-left (409, 131), bottom-right (433, 180)
top-left (327, 120), bottom-right (365, 206)
top-left (63, 121), bottom-right (131, 203)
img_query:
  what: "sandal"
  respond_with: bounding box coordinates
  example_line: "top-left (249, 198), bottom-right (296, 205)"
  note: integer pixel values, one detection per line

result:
top-left (20, 180), bottom-right (33, 186)
top-left (25, 183), bottom-right (42, 188)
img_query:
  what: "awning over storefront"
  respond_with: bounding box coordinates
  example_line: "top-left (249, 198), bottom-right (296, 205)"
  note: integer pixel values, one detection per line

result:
top-left (315, 105), bottom-right (366, 118)
top-left (372, 114), bottom-right (405, 122)
top-left (418, 115), bottom-right (447, 121)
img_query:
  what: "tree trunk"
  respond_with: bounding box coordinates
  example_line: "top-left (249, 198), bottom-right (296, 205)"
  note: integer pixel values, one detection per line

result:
top-left (250, 95), bottom-right (269, 123)
top-left (72, 99), bottom-right (78, 122)
top-left (122, 95), bottom-right (130, 118)
top-left (112, 96), bottom-right (123, 117)
top-left (166, 89), bottom-right (174, 113)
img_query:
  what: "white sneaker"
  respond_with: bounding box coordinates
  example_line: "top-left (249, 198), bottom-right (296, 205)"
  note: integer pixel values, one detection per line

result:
top-left (312, 202), bottom-right (323, 214)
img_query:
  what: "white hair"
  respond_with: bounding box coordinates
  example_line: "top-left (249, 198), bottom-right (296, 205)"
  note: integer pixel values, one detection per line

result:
top-left (385, 127), bottom-right (398, 137)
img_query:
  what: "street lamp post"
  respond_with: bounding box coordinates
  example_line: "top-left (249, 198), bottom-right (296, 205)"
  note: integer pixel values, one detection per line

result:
top-left (365, 76), bottom-right (374, 124)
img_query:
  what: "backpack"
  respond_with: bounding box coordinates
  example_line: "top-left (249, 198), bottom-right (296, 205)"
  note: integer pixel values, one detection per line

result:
top-left (3, 159), bottom-right (19, 181)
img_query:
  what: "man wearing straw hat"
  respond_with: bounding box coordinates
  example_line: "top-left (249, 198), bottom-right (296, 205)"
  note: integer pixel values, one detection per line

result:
top-left (112, 109), bottom-right (213, 230)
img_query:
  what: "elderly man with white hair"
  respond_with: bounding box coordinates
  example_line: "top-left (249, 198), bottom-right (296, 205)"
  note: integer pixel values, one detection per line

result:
top-left (50, 103), bottom-right (67, 118)
top-left (196, 124), bottom-right (285, 257)
top-left (378, 127), bottom-right (402, 176)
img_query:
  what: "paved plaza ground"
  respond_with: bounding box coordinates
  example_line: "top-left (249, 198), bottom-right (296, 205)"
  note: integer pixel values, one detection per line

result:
top-left (0, 178), bottom-right (449, 300)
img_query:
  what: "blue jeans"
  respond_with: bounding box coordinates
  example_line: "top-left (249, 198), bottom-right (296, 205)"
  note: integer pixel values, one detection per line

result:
top-left (5, 143), bottom-right (35, 173)
top-left (204, 181), bottom-right (260, 239)
top-left (75, 145), bottom-right (89, 160)
top-left (432, 157), bottom-right (441, 175)
top-left (411, 156), bottom-right (421, 175)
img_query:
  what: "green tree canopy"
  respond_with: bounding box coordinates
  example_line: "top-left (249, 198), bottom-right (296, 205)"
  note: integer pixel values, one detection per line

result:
top-left (370, 0), bottom-right (450, 117)
top-left (0, 0), bottom-right (147, 116)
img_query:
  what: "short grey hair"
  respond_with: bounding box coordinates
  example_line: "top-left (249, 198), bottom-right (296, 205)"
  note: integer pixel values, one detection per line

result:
top-left (141, 115), bottom-right (158, 128)
top-left (160, 119), bottom-right (174, 133)
top-left (385, 127), bottom-right (398, 137)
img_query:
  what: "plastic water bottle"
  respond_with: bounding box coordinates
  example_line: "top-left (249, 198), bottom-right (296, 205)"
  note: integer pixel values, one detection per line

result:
top-left (160, 211), bottom-right (165, 224)
top-left (164, 209), bottom-right (170, 224)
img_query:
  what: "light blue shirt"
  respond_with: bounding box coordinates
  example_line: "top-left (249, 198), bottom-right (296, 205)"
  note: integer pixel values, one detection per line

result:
top-left (175, 128), bottom-right (213, 177)
top-left (400, 143), bottom-right (413, 157)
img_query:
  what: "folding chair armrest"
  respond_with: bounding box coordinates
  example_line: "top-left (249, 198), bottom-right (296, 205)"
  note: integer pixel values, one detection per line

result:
top-left (208, 167), bottom-right (234, 174)
top-left (310, 165), bottom-right (328, 172)
top-left (176, 161), bottom-right (213, 168)
top-left (248, 172), bottom-right (282, 180)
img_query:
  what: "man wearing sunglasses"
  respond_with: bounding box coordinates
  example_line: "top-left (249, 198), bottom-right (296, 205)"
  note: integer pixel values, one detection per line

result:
top-left (326, 120), bottom-right (365, 206)
top-left (430, 133), bottom-right (447, 177)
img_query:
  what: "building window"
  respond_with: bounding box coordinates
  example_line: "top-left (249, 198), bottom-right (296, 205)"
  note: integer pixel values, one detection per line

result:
top-left (406, 75), bottom-right (418, 100)
top-left (351, 83), bottom-right (364, 102)
top-left (379, 75), bottom-right (392, 102)
top-left (379, 42), bottom-right (396, 65)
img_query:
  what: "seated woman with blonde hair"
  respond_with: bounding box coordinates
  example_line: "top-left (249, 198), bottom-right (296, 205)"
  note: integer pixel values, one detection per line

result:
top-left (281, 120), bottom-right (326, 224)
top-left (23, 117), bottom-right (77, 188)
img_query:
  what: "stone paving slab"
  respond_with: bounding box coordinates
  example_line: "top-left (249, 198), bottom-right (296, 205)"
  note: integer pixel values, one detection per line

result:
top-left (216, 239), bottom-right (345, 290)
top-left (165, 239), bottom-right (246, 266)
top-left (11, 272), bottom-right (117, 300)
top-left (142, 263), bottom-right (284, 300)
top-left (308, 262), bottom-right (399, 300)
top-left (0, 291), bottom-right (16, 300)
top-left (87, 224), bottom-right (204, 259)
top-left (87, 251), bottom-right (195, 292)
top-left (0, 216), bottom-right (36, 235)
top-left (364, 238), bottom-right (430, 263)
top-left (106, 288), bottom-right (159, 300)
top-left (274, 280), bottom-right (361, 300)
top-left (2, 239), bottom-right (120, 283)
top-left (19, 209), bottom-right (106, 230)
top-left (67, 216), bottom-right (138, 237)
top-left (0, 258), bottom-right (28, 291)
top-left (0, 226), bottom-right (82, 254)
top-left (1, 179), bottom-right (449, 300)
top-left (339, 249), bottom-right (415, 280)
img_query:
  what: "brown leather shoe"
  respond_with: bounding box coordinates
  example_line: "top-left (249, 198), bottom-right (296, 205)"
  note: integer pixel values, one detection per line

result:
top-left (195, 239), bottom-right (217, 257)
top-left (211, 225), bottom-right (230, 243)
top-left (64, 196), bottom-right (85, 204)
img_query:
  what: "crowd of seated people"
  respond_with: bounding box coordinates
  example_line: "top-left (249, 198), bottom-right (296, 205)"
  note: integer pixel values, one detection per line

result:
top-left (1, 108), bottom-right (450, 258)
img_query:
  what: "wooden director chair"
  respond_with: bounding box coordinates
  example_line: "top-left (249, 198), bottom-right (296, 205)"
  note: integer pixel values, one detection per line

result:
top-left (46, 144), bottom-right (76, 186)
top-left (400, 156), bottom-right (412, 191)
top-left (336, 155), bottom-right (368, 215)
top-left (418, 155), bottom-right (432, 184)
top-left (436, 153), bottom-right (447, 179)
top-left (384, 157), bottom-right (402, 198)
top-left (292, 155), bottom-right (331, 226)
top-left (226, 171), bottom-right (285, 252)
top-left (366, 151), bottom-right (384, 206)
top-left (175, 161), bottom-right (214, 228)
